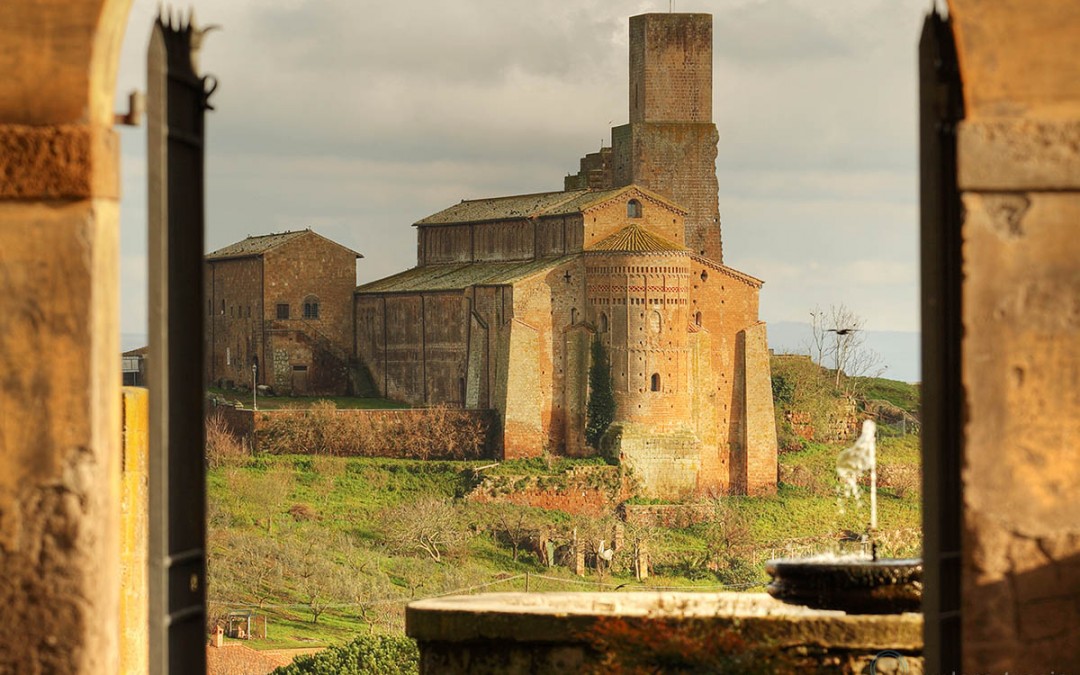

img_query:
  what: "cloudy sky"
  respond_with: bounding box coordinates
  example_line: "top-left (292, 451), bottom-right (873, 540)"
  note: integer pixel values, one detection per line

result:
top-left (115, 0), bottom-right (928, 377)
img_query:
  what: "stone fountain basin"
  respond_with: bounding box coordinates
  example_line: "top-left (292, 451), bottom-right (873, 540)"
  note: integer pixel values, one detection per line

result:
top-left (766, 557), bottom-right (923, 615)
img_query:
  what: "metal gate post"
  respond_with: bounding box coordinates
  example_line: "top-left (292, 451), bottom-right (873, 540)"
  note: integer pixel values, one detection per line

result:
top-left (147, 10), bottom-right (216, 674)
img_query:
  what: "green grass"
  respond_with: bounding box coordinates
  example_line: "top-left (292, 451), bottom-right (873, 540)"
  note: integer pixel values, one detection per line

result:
top-left (208, 438), bottom-right (922, 651)
top-left (854, 377), bottom-right (921, 415)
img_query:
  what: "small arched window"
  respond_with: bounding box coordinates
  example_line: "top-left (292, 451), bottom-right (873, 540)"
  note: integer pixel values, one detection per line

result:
top-left (627, 199), bottom-right (642, 218)
top-left (570, 307), bottom-right (578, 325)
top-left (694, 311), bottom-right (702, 326)
top-left (599, 312), bottom-right (609, 333)
top-left (700, 269), bottom-right (709, 282)
top-left (650, 373), bottom-right (661, 392)
top-left (303, 295), bottom-right (320, 320)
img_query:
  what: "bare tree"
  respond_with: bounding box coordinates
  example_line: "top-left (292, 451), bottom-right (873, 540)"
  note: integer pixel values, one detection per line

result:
top-left (379, 497), bottom-right (467, 563)
top-left (808, 304), bottom-right (885, 390)
top-left (227, 465), bottom-right (295, 534)
top-left (483, 504), bottom-right (543, 562)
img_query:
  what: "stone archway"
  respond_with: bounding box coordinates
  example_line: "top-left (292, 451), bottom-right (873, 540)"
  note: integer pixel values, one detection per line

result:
top-left (0, 1), bottom-right (134, 672)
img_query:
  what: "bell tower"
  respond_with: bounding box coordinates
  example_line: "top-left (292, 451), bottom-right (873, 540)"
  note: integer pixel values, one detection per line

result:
top-left (612, 13), bottom-right (723, 262)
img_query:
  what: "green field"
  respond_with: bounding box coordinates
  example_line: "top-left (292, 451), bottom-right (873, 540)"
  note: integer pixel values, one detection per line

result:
top-left (207, 433), bottom-right (922, 652)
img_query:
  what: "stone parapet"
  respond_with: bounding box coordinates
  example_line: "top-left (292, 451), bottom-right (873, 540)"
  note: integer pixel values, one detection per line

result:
top-left (407, 592), bottom-right (923, 674)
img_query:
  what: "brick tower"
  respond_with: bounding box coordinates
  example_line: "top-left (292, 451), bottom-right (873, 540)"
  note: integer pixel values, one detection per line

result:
top-left (611, 14), bottom-right (722, 262)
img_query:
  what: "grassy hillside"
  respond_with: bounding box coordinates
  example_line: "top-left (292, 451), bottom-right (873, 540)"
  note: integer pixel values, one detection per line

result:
top-left (207, 435), bottom-right (921, 652)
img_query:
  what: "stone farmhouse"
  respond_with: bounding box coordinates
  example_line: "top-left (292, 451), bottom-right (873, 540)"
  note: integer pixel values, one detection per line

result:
top-left (204, 229), bottom-right (361, 395)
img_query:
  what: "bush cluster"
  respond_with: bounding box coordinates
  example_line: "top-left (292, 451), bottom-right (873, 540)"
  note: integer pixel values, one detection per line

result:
top-left (205, 411), bottom-right (249, 469)
top-left (272, 634), bottom-right (419, 675)
top-left (259, 401), bottom-right (489, 459)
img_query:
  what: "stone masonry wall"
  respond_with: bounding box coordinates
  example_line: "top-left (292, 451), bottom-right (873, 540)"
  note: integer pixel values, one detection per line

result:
top-left (740, 322), bottom-right (779, 495)
top-left (613, 14), bottom-right (722, 261)
top-left (0, 2), bottom-right (130, 670)
top-left (354, 292), bottom-right (469, 406)
top-left (205, 256), bottom-right (262, 388)
top-left (467, 466), bottom-right (634, 517)
top-left (690, 259), bottom-right (768, 494)
top-left (629, 14), bottom-right (713, 125)
top-left (581, 189), bottom-right (685, 249)
top-left (945, 2), bottom-right (1080, 671)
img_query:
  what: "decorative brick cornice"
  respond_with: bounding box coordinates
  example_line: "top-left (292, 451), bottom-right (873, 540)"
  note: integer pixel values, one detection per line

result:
top-left (0, 123), bottom-right (118, 199)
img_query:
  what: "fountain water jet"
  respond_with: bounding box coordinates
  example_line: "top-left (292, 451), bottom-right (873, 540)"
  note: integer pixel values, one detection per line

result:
top-left (766, 420), bottom-right (922, 614)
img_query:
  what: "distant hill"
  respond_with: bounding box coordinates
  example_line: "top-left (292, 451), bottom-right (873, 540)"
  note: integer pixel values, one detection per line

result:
top-left (765, 321), bottom-right (920, 384)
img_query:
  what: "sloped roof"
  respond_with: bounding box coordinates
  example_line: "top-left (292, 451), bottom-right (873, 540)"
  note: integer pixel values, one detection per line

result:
top-left (415, 185), bottom-right (685, 226)
top-left (692, 254), bottom-right (764, 289)
top-left (356, 257), bottom-right (575, 294)
top-left (205, 229), bottom-right (362, 261)
top-left (588, 224), bottom-right (687, 253)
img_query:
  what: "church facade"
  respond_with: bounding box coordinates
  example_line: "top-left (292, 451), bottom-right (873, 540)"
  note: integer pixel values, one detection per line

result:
top-left (353, 13), bottom-right (778, 496)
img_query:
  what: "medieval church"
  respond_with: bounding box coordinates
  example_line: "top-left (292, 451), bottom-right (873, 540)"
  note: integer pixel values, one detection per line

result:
top-left (206, 13), bottom-right (778, 497)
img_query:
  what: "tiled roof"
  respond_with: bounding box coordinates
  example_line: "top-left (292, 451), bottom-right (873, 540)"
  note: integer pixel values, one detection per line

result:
top-left (415, 185), bottom-right (685, 226)
top-left (205, 230), bottom-right (362, 261)
top-left (206, 231), bottom-right (308, 260)
top-left (356, 257), bottom-right (575, 294)
top-left (588, 225), bottom-right (687, 253)
top-left (415, 191), bottom-right (589, 225)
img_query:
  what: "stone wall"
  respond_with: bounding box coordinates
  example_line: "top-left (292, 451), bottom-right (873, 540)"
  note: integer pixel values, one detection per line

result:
top-left (407, 593), bottom-right (923, 675)
top-left (0, 2), bottom-right (131, 671)
top-left (613, 123), bottom-right (721, 260)
top-left (420, 215), bottom-right (586, 265)
top-left (740, 322), bottom-right (779, 495)
top-left (467, 466), bottom-right (634, 517)
top-left (602, 423), bottom-right (700, 500)
top-left (926, 3), bottom-right (1080, 672)
top-left (355, 292), bottom-right (469, 406)
top-left (580, 189), bottom-right (685, 248)
top-left (205, 256), bottom-right (262, 387)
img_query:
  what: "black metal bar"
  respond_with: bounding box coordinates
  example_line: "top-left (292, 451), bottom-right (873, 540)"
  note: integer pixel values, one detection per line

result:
top-left (919, 9), bottom-right (965, 674)
top-left (148, 10), bottom-right (215, 674)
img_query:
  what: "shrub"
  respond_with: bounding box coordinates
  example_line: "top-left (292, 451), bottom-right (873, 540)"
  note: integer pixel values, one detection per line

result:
top-left (258, 404), bottom-right (489, 459)
top-left (272, 634), bottom-right (419, 675)
top-left (585, 338), bottom-right (616, 449)
top-left (205, 410), bottom-right (248, 469)
top-left (288, 503), bottom-right (318, 521)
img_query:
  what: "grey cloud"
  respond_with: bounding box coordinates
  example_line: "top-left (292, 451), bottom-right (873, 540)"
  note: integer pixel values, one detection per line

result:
top-left (713, 0), bottom-right (852, 63)
top-left (117, 0), bottom-right (928, 346)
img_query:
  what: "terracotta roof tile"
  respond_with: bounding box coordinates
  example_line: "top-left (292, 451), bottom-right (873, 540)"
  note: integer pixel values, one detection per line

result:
top-left (588, 224), bottom-right (686, 253)
top-left (415, 185), bottom-right (685, 226)
top-left (356, 257), bottom-right (575, 294)
top-left (206, 230), bottom-right (362, 261)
